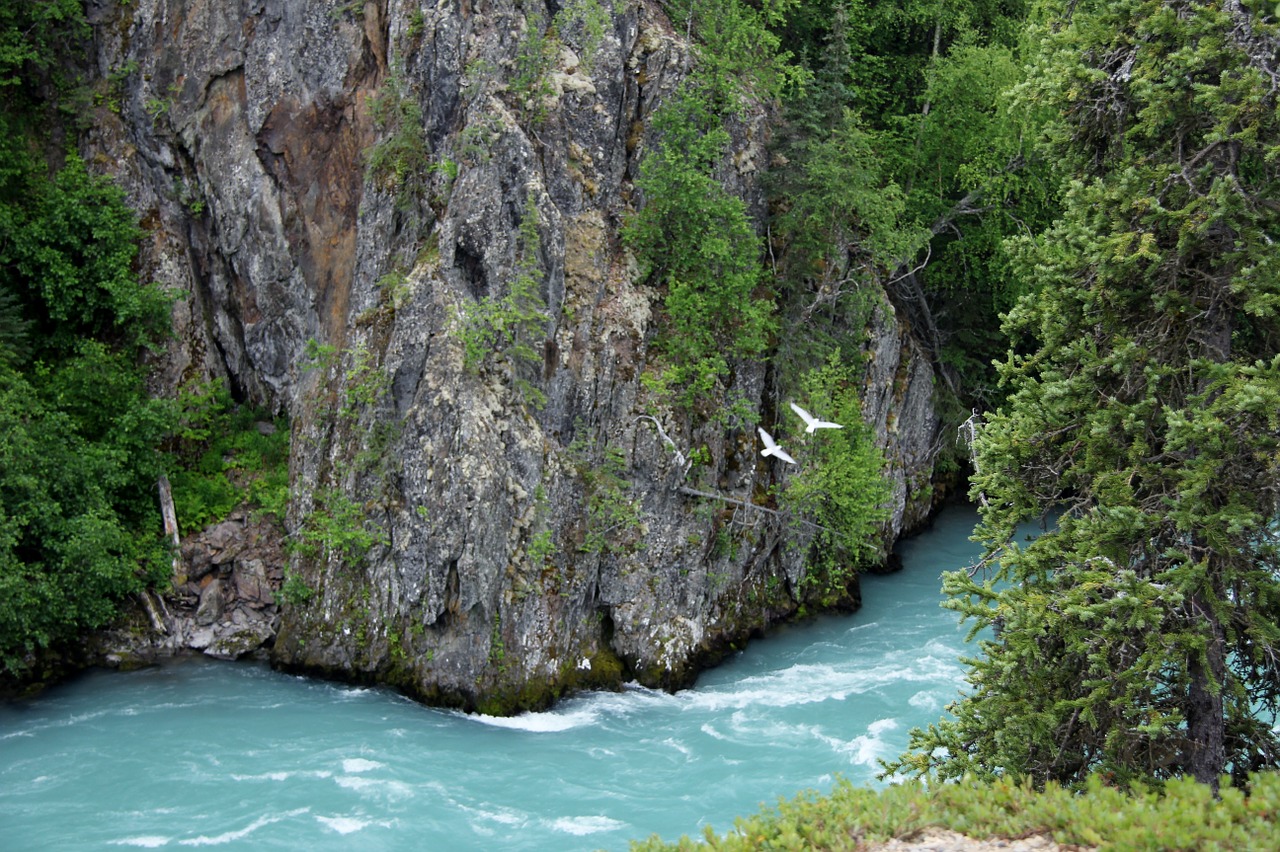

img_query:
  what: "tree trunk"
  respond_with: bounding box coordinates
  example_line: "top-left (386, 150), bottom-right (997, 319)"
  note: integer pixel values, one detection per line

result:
top-left (1185, 590), bottom-right (1227, 791)
top-left (157, 474), bottom-right (183, 579)
top-left (1183, 290), bottom-right (1234, 791)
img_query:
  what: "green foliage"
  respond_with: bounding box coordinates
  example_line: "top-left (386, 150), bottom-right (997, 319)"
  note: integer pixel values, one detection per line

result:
top-left (554, 0), bottom-right (610, 75)
top-left (568, 428), bottom-right (642, 555)
top-left (292, 486), bottom-right (388, 565)
top-left (0, 61), bottom-right (178, 672)
top-left (900, 38), bottom-right (1056, 385)
top-left (781, 352), bottom-right (891, 605)
top-left (623, 0), bottom-right (823, 413)
top-left (632, 771), bottom-right (1280, 851)
top-left (0, 362), bottom-right (171, 673)
top-left (780, 0), bottom-right (1028, 127)
top-left (772, 104), bottom-right (923, 293)
top-left (0, 0), bottom-right (88, 114)
top-left (769, 0), bottom-right (1054, 405)
top-left (366, 68), bottom-right (429, 208)
top-left (625, 87), bottom-right (775, 411)
top-left (1, 147), bottom-right (172, 358)
top-left (893, 0), bottom-right (1280, 789)
top-left (665, 0), bottom-right (809, 108)
top-left (0, 283), bottom-right (30, 366)
top-left (166, 378), bottom-right (290, 531)
top-left (456, 191), bottom-right (549, 408)
top-left (0, 20), bottom-right (184, 673)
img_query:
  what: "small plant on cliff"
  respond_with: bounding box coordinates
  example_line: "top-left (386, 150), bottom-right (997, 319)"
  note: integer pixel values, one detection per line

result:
top-left (568, 428), bottom-right (642, 555)
top-left (375, 269), bottom-right (411, 311)
top-left (489, 612), bottom-right (507, 672)
top-left (302, 338), bottom-right (339, 372)
top-left (339, 342), bottom-right (390, 420)
top-left (528, 529), bottom-right (556, 563)
top-left (405, 8), bottom-right (426, 44)
top-left (456, 191), bottom-right (549, 409)
top-left (366, 68), bottom-right (429, 209)
top-left (508, 0), bottom-right (610, 124)
top-left (524, 483), bottom-right (558, 564)
top-left (279, 569), bottom-right (315, 607)
top-left (554, 0), bottom-right (610, 75)
top-left (511, 6), bottom-right (558, 125)
top-left (292, 486), bottom-right (388, 565)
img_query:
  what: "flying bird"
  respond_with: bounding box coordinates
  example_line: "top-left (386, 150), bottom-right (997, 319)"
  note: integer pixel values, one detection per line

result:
top-left (789, 402), bottom-right (844, 434)
top-left (757, 427), bottom-right (798, 465)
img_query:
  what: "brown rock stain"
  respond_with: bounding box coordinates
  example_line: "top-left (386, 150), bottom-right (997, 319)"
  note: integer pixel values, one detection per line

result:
top-left (257, 94), bottom-right (372, 345)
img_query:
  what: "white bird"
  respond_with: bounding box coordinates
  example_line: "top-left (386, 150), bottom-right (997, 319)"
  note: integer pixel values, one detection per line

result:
top-left (757, 427), bottom-right (798, 465)
top-left (789, 402), bottom-right (844, 434)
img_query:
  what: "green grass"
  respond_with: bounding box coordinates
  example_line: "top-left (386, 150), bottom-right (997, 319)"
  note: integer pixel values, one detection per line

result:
top-left (631, 771), bottom-right (1280, 850)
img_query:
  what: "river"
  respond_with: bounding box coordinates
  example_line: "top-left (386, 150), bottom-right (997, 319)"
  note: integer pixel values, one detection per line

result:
top-left (0, 504), bottom-right (987, 850)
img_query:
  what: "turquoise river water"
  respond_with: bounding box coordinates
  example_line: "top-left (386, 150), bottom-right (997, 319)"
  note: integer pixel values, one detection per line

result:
top-left (1, 504), bottom-right (990, 851)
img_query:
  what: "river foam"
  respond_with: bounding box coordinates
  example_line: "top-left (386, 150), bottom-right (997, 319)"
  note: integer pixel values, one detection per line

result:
top-left (0, 505), bottom-right (988, 852)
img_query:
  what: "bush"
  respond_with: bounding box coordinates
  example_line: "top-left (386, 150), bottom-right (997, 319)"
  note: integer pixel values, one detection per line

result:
top-left (632, 771), bottom-right (1280, 850)
top-left (0, 124), bottom-right (176, 674)
top-left (166, 378), bottom-right (290, 531)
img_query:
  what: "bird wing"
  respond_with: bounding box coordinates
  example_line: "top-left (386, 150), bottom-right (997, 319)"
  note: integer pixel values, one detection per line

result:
top-left (791, 402), bottom-right (843, 432)
top-left (758, 427), bottom-right (798, 465)
top-left (789, 402), bottom-right (817, 428)
top-left (757, 426), bottom-right (778, 454)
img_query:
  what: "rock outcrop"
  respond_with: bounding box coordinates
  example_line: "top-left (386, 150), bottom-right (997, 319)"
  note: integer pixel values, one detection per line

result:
top-left (84, 0), bottom-right (944, 711)
top-left (92, 509), bottom-right (285, 669)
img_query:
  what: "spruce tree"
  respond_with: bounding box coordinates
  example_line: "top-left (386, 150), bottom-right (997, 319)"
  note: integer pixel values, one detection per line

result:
top-left (889, 0), bottom-right (1280, 788)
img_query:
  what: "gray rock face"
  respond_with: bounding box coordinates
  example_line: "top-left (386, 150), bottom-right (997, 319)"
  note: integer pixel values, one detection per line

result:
top-left (85, 0), bottom-right (942, 711)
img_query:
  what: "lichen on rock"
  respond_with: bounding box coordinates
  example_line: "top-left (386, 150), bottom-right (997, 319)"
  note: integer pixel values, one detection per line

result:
top-left (82, 0), bottom-right (944, 713)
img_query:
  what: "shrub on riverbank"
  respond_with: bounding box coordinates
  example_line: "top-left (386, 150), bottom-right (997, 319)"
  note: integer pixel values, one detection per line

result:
top-left (632, 771), bottom-right (1280, 850)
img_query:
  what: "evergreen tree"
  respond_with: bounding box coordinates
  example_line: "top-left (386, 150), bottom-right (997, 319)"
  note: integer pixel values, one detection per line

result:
top-left (769, 0), bottom-right (1054, 408)
top-left (889, 0), bottom-right (1280, 788)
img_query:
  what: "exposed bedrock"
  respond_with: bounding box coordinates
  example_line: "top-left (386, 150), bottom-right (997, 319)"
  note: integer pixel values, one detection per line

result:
top-left (84, 0), bottom-right (944, 712)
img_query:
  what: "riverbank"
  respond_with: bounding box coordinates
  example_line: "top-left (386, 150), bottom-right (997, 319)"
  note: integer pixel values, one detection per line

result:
top-left (631, 771), bottom-right (1280, 850)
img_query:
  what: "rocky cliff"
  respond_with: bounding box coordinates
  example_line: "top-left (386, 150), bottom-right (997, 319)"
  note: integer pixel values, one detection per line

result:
top-left (83, 0), bottom-right (942, 712)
